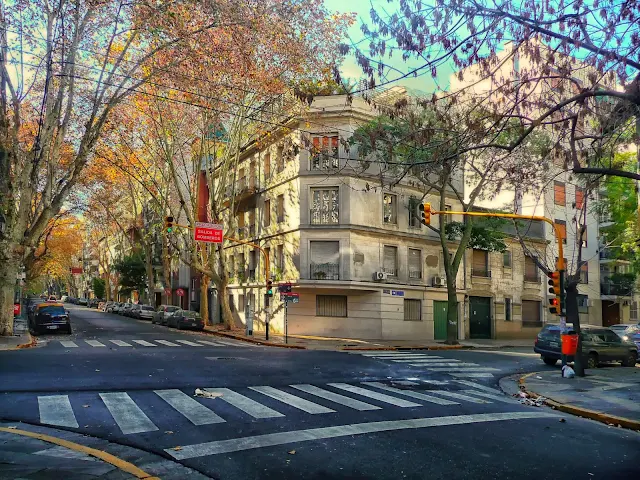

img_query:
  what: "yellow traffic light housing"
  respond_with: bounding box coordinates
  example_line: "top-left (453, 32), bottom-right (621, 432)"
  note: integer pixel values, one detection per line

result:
top-left (164, 216), bottom-right (174, 233)
top-left (419, 203), bottom-right (431, 225)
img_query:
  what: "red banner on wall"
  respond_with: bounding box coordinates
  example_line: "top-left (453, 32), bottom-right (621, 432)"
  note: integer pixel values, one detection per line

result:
top-left (70, 267), bottom-right (83, 274)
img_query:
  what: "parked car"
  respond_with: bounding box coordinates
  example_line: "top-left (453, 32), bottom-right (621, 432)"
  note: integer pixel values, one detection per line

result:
top-left (167, 309), bottom-right (204, 330)
top-left (97, 302), bottom-right (105, 311)
top-left (29, 303), bottom-right (71, 335)
top-left (121, 303), bottom-right (133, 316)
top-left (102, 301), bottom-right (113, 312)
top-left (137, 305), bottom-right (155, 320)
top-left (610, 324), bottom-right (640, 352)
top-left (68, 297), bottom-right (77, 304)
top-left (77, 298), bottom-right (88, 306)
top-left (60, 295), bottom-right (69, 303)
top-left (151, 305), bottom-right (180, 325)
top-left (111, 302), bottom-right (123, 314)
top-left (534, 323), bottom-right (638, 368)
top-left (129, 304), bottom-right (142, 318)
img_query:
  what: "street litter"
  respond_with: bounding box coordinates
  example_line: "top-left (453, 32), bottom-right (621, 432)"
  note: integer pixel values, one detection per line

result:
top-left (562, 365), bottom-right (575, 378)
top-left (195, 388), bottom-right (223, 398)
top-left (513, 391), bottom-right (546, 407)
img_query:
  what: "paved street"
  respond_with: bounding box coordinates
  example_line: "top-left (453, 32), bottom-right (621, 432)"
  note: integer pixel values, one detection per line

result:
top-left (1, 306), bottom-right (639, 479)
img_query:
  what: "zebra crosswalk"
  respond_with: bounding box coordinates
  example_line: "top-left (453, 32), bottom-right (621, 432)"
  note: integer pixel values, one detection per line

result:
top-left (35, 381), bottom-right (515, 435)
top-left (54, 338), bottom-right (257, 349)
top-left (347, 351), bottom-right (499, 378)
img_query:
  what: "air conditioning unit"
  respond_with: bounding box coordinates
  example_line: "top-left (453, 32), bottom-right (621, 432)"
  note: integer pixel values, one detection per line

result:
top-left (373, 271), bottom-right (388, 281)
top-left (432, 276), bottom-right (446, 287)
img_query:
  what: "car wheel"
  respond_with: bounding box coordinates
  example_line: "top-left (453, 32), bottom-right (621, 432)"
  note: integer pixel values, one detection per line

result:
top-left (586, 353), bottom-right (599, 369)
top-left (621, 352), bottom-right (637, 367)
top-left (542, 357), bottom-right (558, 366)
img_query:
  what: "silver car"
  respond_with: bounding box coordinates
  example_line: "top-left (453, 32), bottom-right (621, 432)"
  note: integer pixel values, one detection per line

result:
top-left (138, 305), bottom-right (155, 320)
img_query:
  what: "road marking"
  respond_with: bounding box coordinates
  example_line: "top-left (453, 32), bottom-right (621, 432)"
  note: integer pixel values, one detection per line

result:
top-left (328, 384), bottom-right (421, 407)
top-left (390, 358), bottom-right (455, 362)
top-left (131, 340), bottom-right (157, 347)
top-left (109, 340), bottom-right (132, 347)
top-left (405, 362), bottom-right (480, 367)
top-left (290, 384), bottom-right (381, 411)
top-left (356, 353), bottom-right (442, 358)
top-left (198, 340), bottom-right (224, 346)
top-left (38, 395), bottom-right (79, 428)
top-left (450, 373), bottom-right (495, 378)
top-left (249, 386), bottom-right (335, 414)
top-left (214, 339), bottom-right (252, 347)
top-left (155, 340), bottom-right (180, 347)
top-left (99, 392), bottom-right (158, 434)
top-left (60, 341), bottom-right (78, 348)
top-left (361, 382), bottom-right (460, 405)
top-left (428, 390), bottom-right (491, 404)
top-left (417, 367), bottom-right (500, 372)
top-left (85, 340), bottom-right (106, 347)
top-left (203, 388), bottom-right (284, 419)
top-left (461, 390), bottom-right (516, 404)
top-left (455, 380), bottom-right (503, 394)
top-left (175, 340), bottom-right (203, 347)
top-left (154, 389), bottom-right (226, 425)
top-left (166, 411), bottom-right (557, 459)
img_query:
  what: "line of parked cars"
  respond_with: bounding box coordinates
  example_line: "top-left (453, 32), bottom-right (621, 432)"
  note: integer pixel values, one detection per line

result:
top-left (534, 323), bottom-right (639, 368)
top-left (98, 301), bottom-right (203, 330)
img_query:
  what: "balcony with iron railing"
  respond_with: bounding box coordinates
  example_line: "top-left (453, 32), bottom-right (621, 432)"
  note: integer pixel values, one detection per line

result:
top-left (599, 247), bottom-right (631, 263)
top-left (600, 281), bottom-right (634, 297)
top-left (409, 270), bottom-right (422, 280)
top-left (382, 266), bottom-right (397, 277)
top-left (310, 262), bottom-right (340, 280)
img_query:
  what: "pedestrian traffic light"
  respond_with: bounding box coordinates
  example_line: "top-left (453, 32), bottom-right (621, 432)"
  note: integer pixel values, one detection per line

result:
top-left (419, 203), bottom-right (431, 225)
top-left (266, 279), bottom-right (273, 297)
top-left (164, 216), bottom-right (174, 233)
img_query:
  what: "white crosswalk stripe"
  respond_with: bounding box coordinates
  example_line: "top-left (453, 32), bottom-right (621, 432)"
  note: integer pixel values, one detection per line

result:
top-left (290, 384), bottom-right (381, 411)
top-left (38, 395), bottom-right (79, 428)
top-left (460, 390), bottom-right (516, 404)
top-left (203, 388), bottom-right (284, 419)
top-left (455, 381), bottom-right (503, 395)
top-left (99, 392), bottom-right (158, 434)
top-left (427, 390), bottom-right (492, 404)
top-left (131, 339), bottom-right (157, 347)
top-left (390, 358), bottom-right (454, 362)
top-left (214, 339), bottom-right (253, 347)
top-left (85, 340), bottom-right (106, 347)
top-left (420, 367), bottom-right (500, 372)
top-left (361, 382), bottom-right (459, 405)
top-left (109, 340), bottom-right (132, 347)
top-left (249, 386), bottom-right (335, 414)
top-left (355, 353), bottom-right (441, 358)
top-left (327, 383), bottom-right (422, 407)
top-left (60, 341), bottom-right (78, 348)
top-left (407, 362), bottom-right (481, 367)
top-left (175, 340), bottom-right (203, 347)
top-left (197, 340), bottom-right (225, 346)
top-left (155, 340), bottom-right (180, 347)
top-left (154, 389), bottom-right (226, 425)
top-left (450, 373), bottom-right (495, 378)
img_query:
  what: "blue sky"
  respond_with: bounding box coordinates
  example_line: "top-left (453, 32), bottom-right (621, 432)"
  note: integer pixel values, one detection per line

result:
top-left (323, 0), bottom-right (455, 94)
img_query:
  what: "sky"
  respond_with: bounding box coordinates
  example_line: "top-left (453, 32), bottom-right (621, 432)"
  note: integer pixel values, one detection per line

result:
top-left (323, 0), bottom-right (455, 95)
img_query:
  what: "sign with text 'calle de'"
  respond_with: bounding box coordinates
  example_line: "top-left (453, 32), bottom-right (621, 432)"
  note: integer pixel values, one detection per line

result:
top-left (194, 222), bottom-right (223, 243)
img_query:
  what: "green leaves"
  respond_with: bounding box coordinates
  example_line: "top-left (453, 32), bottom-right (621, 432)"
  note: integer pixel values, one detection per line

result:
top-left (445, 220), bottom-right (508, 253)
top-left (113, 253), bottom-right (147, 295)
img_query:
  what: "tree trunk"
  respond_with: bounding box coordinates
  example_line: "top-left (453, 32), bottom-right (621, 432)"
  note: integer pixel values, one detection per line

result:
top-left (104, 273), bottom-right (111, 301)
top-left (445, 282), bottom-right (459, 345)
top-left (0, 249), bottom-right (19, 336)
top-left (216, 277), bottom-right (233, 329)
top-left (200, 274), bottom-right (210, 326)
top-left (565, 283), bottom-right (584, 376)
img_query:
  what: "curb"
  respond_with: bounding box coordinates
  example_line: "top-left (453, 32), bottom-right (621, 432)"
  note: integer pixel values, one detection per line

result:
top-left (519, 372), bottom-right (640, 432)
top-left (203, 329), bottom-right (306, 349)
top-left (0, 426), bottom-right (160, 479)
top-left (3, 332), bottom-right (36, 351)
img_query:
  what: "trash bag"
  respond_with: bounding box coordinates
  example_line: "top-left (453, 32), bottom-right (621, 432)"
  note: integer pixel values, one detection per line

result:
top-left (562, 365), bottom-right (575, 378)
top-left (194, 388), bottom-right (223, 399)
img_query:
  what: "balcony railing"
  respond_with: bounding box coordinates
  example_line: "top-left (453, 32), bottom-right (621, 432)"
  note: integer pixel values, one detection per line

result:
top-left (310, 262), bottom-right (340, 280)
top-left (471, 268), bottom-right (491, 278)
top-left (601, 281), bottom-right (634, 296)
top-left (382, 266), bottom-right (397, 277)
top-left (409, 270), bottom-right (422, 279)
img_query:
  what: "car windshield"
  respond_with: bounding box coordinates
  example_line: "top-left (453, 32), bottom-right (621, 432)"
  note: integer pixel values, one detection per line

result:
top-left (610, 325), bottom-right (627, 332)
top-left (39, 306), bottom-right (66, 315)
top-left (141, 306), bottom-right (154, 311)
top-left (166, 306), bottom-right (179, 312)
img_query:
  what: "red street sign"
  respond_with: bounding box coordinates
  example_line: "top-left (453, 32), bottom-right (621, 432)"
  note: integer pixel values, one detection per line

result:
top-left (164, 288), bottom-right (171, 296)
top-left (194, 222), bottom-right (223, 243)
top-left (13, 303), bottom-right (20, 316)
top-left (70, 267), bottom-right (83, 274)
top-left (176, 288), bottom-right (185, 296)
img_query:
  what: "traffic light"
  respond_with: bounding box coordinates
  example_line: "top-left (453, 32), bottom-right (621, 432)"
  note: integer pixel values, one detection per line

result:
top-left (547, 271), bottom-right (562, 315)
top-left (548, 297), bottom-right (560, 315)
top-left (266, 279), bottom-right (273, 297)
top-left (164, 216), bottom-right (174, 233)
top-left (419, 203), bottom-right (431, 225)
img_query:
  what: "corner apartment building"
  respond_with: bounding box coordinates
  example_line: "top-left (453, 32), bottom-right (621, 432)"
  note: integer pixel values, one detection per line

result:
top-left (214, 94), bottom-right (551, 341)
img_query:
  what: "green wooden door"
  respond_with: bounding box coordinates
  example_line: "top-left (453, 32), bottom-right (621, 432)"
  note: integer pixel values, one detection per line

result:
top-left (470, 296), bottom-right (492, 339)
top-left (433, 301), bottom-right (448, 341)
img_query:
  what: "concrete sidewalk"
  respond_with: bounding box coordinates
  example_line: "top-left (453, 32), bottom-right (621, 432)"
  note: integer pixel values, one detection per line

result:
top-left (0, 316), bottom-right (35, 351)
top-left (203, 325), bottom-right (532, 350)
top-left (0, 422), bottom-right (209, 479)
top-left (521, 366), bottom-right (640, 430)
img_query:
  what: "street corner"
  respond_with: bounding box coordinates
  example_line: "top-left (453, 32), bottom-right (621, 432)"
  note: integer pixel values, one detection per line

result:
top-left (517, 368), bottom-right (640, 431)
top-left (0, 422), bottom-right (209, 479)
top-left (0, 332), bottom-right (37, 351)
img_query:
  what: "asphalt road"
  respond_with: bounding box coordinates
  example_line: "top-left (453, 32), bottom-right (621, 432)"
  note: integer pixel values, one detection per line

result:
top-left (1, 306), bottom-right (639, 479)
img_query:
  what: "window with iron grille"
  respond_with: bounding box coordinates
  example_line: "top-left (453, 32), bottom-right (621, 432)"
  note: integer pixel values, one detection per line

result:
top-left (503, 250), bottom-right (512, 268)
top-left (310, 241), bottom-right (339, 280)
top-left (310, 187), bottom-right (339, 225)
top-left (404, 299), bottom-right (422, 321)
top-left (631, 301), bottom-right (638, 320)
top-left (408, 248), bottom-right (422, 279)
top-left (316, 295), bottom-right (347, 317)
top-left (383, 194), bottom-right (397, 224)
top-left (383, 246), bottom-right (398, 276)
top-left (311, 135), bottom-right (339, 169)
top-left (524, 256), bottom-right (539, 282)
